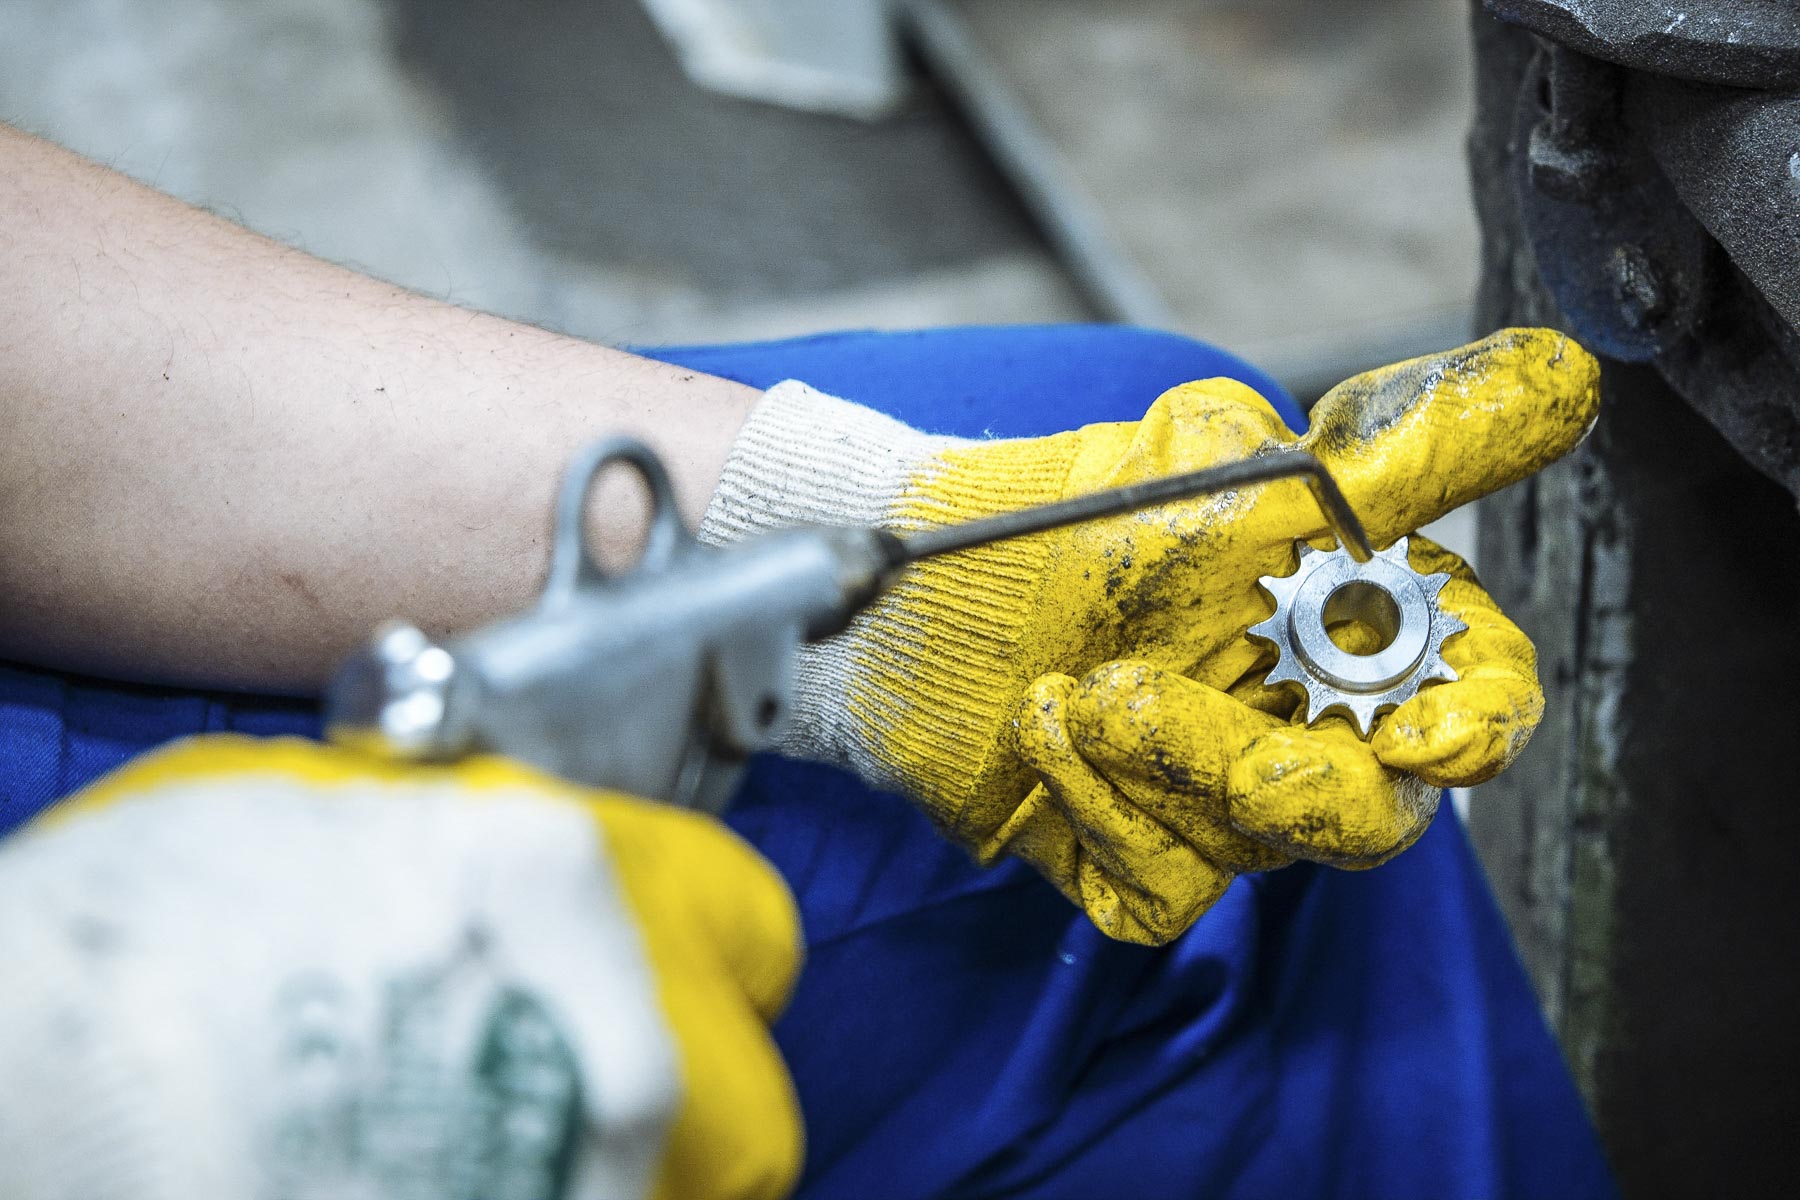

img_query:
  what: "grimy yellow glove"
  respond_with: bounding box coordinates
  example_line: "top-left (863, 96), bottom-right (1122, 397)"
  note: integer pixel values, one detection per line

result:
top-left (0, 737), bottom-right (802, 1200)
top-left (704, 328), bottom-right (1601, 945)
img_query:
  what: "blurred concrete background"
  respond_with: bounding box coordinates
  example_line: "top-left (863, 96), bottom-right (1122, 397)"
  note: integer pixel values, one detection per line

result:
top-left (0, 0), bottom-right (1475, 374)
top-left (938, 0), bottom-right (1478, 395)
top-left (0, 0), bottom-right (1079, 344)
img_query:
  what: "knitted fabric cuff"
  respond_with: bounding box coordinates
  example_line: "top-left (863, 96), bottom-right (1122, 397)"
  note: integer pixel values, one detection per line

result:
top-left (700, 381), bottom-right (961, 778)
top-left (701, 382), bottom-right (1076, 814)
top-left (701, 381), bottom-right (961, 540)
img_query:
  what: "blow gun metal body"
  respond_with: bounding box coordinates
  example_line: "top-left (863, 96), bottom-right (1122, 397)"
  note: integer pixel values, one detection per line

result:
top-left (327, 437), bottom-right (1370, 812)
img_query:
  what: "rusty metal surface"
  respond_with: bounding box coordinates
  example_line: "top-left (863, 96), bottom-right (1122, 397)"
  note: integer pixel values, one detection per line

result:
top-left (1491, 0), bottom-right (1800, 496)
top-left (1487, 0), bottom-right (1800, 87)
top-left (1470, 6), bottom-right (1800, 1192)
top-left (1633, 78), bottom-right (1800, 333)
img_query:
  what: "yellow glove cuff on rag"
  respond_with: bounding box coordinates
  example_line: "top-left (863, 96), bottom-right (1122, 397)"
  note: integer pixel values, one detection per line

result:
top-left (0, 737), bottom-right (803, 1200)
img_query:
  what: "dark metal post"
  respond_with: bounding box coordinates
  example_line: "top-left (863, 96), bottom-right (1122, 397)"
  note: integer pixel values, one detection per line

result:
top-left (1468, 4), bottom-right (1800, 1191)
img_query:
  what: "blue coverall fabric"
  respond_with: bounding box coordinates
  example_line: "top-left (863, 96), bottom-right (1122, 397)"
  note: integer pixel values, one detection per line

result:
top-left (0, 325), bottom-right (1615, 1199)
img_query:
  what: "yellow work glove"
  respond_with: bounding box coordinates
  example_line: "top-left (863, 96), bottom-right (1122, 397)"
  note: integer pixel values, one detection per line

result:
top-left (0, 736), bottom-right (802, 1200)
top-left (703, 327), bottom-right (1600, 945)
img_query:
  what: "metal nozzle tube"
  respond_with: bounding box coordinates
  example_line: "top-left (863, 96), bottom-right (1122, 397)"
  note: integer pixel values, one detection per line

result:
top-left (898, 451), bottom-right (1373, 564)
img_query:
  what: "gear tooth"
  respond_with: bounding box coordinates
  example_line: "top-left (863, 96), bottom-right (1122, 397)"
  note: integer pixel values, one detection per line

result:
top-left (1274, 543), bottom-right (1317, 582)
top-left (1308, 688), bottom-right (1346, 725)
top-left (1427, 627), bottom-right (1466, 658)
top-left (1313, 697), bottom-right (1363, 735)
top-left (1267, 551), bottom-right (1309, 584)
top-left (1259, 533), bottom-right (1479, 741)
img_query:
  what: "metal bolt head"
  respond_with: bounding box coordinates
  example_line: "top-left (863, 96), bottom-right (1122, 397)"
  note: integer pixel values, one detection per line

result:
top-left (1528, 119), bottom-right (1613, 203)
top-left (1610, 244), bottom-right (1667, 330)
top-left (325, 621), bottom-right (459, 758)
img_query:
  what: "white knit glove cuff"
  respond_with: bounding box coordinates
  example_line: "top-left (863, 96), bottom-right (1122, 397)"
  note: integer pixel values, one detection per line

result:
top-left (700, 381), bottom-right (964, 773)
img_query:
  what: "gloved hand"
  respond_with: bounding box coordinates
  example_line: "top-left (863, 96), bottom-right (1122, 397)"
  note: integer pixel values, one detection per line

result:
top-left (704, 327), bottom-right (1601, 944)
top-left (0, 736), bottom-right (802, 1200)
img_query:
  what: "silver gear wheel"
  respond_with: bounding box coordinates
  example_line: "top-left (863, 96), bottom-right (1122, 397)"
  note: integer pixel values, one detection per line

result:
top-left (1247, 536), bottom-right (1466, 737)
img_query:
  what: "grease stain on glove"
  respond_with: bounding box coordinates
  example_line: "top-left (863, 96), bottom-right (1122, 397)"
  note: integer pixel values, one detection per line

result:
top-left (710, 328), bottom-right (1600, 945)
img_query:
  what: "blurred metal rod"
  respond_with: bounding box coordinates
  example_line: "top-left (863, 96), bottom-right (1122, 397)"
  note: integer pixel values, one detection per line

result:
top-left (902, 450), bottom-right (1374, 562)
top-left (899, 0), bottom-right (1177, 330)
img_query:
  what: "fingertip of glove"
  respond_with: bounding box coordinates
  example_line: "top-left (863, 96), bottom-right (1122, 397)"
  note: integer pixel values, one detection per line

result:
top-left (1492, 326), bottom-right (1603, 454)
top-left (1145, 377), bottom-right (1296, 434)
top-left (694, 835), bottom-right (805, 1019)
top-left (1081, 862), bottom-right (1234, 947)
top-left (1076, 658), bottom-right (1162, 697)
top-left (600, 799), bottom-right (804, 1019)
top-left (1227, 726), bottom-right (1431, 864)
top-left (1024, 671), bottom-right (1081, 709)
top-left (1301, 328), bottom-right (1602, 539)
top-left (1012, 672), bottom-right (1079, 759)
top-left (1228, 725), bottom-right (1352, 804)
top-left (1373, 681), bottom-right (1541, 788)
top-left (1059, 660), bottom-right (1160, 742)
top-left (726, 849), bottom-right (807, 1021)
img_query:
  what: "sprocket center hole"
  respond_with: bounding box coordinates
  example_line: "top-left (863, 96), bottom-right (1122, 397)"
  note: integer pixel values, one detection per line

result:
top-left (1322, 580), bottom-right (1401, 656)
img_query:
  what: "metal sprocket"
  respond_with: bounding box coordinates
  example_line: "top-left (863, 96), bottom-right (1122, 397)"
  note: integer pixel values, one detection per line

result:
top-left (1247, 536), bottom-right (1465, 737)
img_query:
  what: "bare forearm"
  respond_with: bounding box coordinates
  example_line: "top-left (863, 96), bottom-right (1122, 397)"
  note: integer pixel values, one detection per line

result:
top-left (0, 124), bottom-right (759, 691)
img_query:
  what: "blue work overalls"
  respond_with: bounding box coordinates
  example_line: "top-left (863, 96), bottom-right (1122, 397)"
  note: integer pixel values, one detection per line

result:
top-left (0, 326), bottom-right (1614, 1199)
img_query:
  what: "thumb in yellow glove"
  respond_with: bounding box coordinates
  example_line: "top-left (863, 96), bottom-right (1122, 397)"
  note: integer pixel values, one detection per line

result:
top-left (703, 328), bottom-right (1600, 945)
top-left (0, 736), bottom-right (803, 1200)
